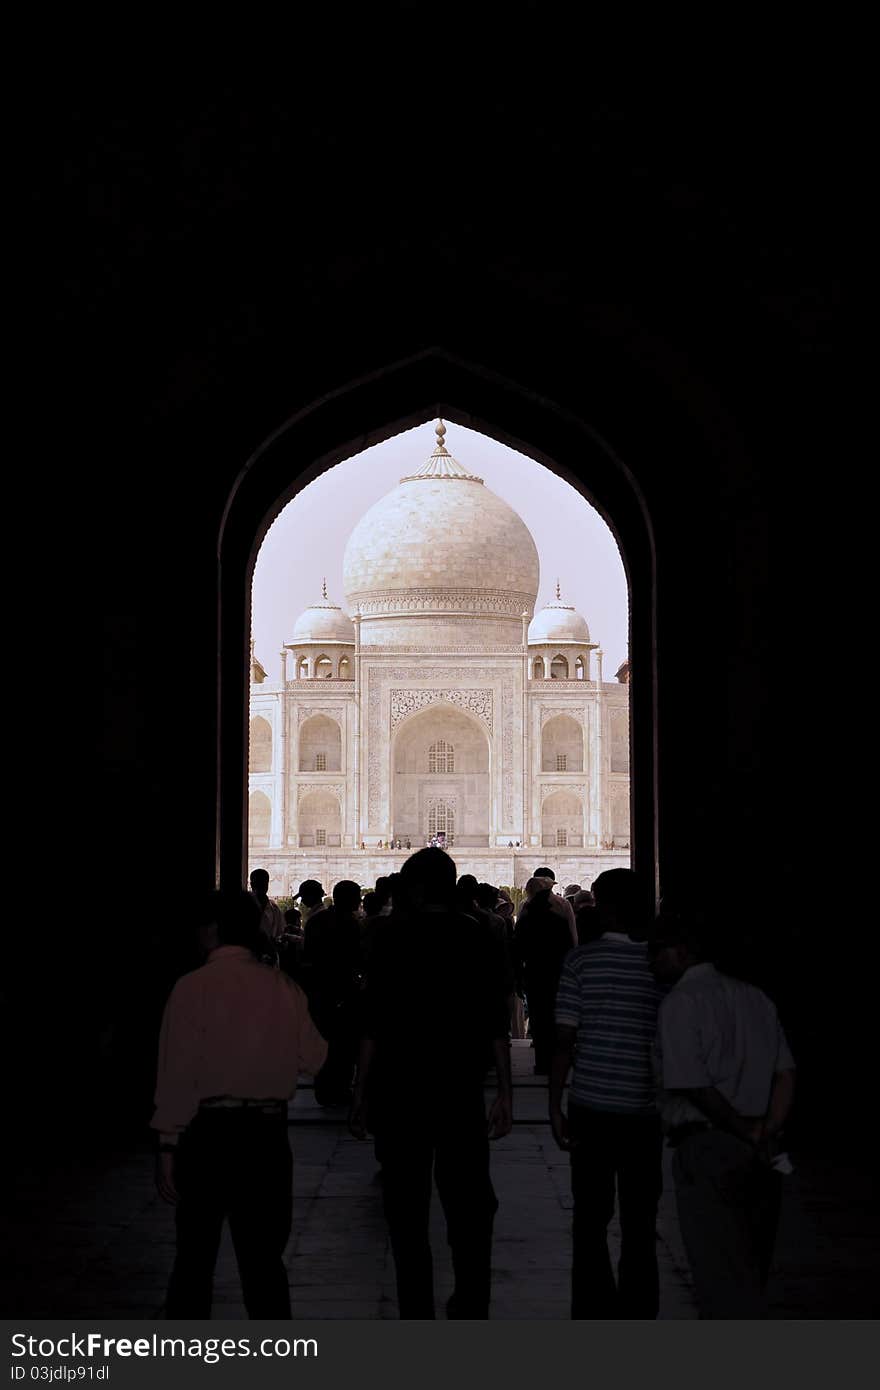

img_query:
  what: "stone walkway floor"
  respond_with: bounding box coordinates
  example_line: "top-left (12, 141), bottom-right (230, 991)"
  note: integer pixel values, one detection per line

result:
top-left (4, 1044), bottom-right (877, 1319)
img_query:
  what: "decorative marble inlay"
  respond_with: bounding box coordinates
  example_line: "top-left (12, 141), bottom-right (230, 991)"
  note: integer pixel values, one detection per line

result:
top-left (390, 688), bottom-right (493, 733)
top-left (297, 707), bottom-right (344, 726)
top-left (540, 782), bottom-right (587, 802)
top-left (354, 588), bottom-right (535, 617)
top-left (540, 705), bottom-right (586, 727)
top-left (297, 783), bottom-right (345, 805)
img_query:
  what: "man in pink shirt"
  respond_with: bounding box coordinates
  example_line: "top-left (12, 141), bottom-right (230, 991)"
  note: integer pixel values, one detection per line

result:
top-left (152, 889), bottom-right (327, 1318)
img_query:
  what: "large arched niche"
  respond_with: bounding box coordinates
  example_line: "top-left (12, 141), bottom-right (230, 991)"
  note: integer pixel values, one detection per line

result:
top-left (248, 789), bottom-right (271, 847)
top-left (218, 349), bottom-right (655, 894)
top-left (541, 790), bottom-right (584, 848)
top-left (249, 715), bottom-right (272, 773)
top-left (298, 789), bottom-right (341, 847)
top-left (541, 714), bottom-right (584, 772)
top-left (392, 702), bottom-right (490, 847)
top-left (299, 714), bottom-right (342, 772)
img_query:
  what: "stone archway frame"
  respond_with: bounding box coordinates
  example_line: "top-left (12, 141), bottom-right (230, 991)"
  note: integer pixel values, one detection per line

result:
top-left (217, 348), bottom-right (656, 894)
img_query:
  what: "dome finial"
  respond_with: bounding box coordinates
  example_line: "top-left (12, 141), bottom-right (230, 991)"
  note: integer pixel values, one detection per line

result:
top-left (434, 419), bottom-right (448, 455)
top-left (556, 578), bottom-right (561, 601)
top-left (322, 576), bottom-right (328, 600)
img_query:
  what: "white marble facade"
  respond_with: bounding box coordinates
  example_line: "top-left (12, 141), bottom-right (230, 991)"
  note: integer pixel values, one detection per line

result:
top-left (248, 423), bottom-right (630, 895)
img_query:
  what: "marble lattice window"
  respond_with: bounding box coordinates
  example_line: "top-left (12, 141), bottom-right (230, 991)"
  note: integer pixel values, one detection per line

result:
top-left (315, 828), bottom-right (327, 846)
top-left (428, 802), bottom-right (455, 839)
top-left (556, 753), bottom-right (567, 771)
top-left (428, 740), bottom-right (454, 773)
top-left (556, 828), bottom-right (568, 846)
top-left (315, 752), bottom-right (327, 771)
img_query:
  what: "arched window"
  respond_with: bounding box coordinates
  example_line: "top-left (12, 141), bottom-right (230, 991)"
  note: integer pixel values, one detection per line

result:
top-left (249, 716), bottom-right (272, 773)
top-left (315, 654), bottom-right (333, 678)
top-left (338, 655), bottom-right (351, 679)
top-left (575, 656), bottom-right (585, 680)
top-left (551, 655), bottom-right (568, 679)
top-left (428, 802), bottom-right (455, 840)
top-left (428, 739), bottom-right (454, 772)
top-left (298, 656), bottom-right (309, 679)
top-left (533, 656), bottom-right (545, 679)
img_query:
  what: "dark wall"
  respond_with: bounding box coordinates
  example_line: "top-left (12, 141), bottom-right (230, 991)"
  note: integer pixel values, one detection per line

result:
top-left (45, 78), bottom-right (851, 1141)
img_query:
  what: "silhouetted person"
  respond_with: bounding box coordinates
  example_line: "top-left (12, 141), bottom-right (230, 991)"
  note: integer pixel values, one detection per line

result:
top-left (459, 875), bottom-right (515, 1002)
top-left (531, 866), bottom-right (577, 944)
top-left (374, 876), bottom-right (393, 916)
top-left (249, 868), bottom-right (285, 940)
top-left (550, 868), bottom-right (663, 1318)
top-left (297, 879), bottom-right (326, 926)
top-left (350, 848), bottom-right (512, 1319)
top-left (303, 880), bottom-right (364, 1107)
top-left (513, 878), bottom-right (575, 1074)
top-left (573, 889), bottom-right (601, 944)
top-left (277, 906), bottom-right (304, 980)
top-left (152, 889), bottom-right (326, 1318)
top-left (651, 913), bottom-right (796, 1318)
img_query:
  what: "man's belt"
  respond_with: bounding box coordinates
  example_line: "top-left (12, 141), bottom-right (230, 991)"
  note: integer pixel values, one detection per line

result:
top-left (199, 1097), bottom-right (287, 1114)
top-left (666, 1120), bottom-right (712, 1147)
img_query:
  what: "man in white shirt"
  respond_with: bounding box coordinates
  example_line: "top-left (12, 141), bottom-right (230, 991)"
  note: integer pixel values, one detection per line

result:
top-left (152, 889), bottom-right (327, 1318)
top-left (652, 915), bottom-right (796, 1318)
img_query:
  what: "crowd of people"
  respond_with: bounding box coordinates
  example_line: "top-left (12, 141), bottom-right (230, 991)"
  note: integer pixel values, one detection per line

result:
top-left (152, 856), bottom-right (796, 1322)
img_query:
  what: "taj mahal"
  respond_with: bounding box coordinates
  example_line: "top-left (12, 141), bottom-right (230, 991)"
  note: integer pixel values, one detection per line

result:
top-left (248, 422), bottom-right (631, 895)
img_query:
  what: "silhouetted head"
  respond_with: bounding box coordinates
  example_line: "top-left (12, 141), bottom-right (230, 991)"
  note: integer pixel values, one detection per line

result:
top-left (591, 868), bottom-right (652, 940)
top-left (648, 912), bottom-right (714, 985)
top-left (362, 891), bottom-right (383, 918)
top-left (374, 876), bottom-right (392, 907)
top-left (249, 868), bottom-right (269, 898)
top-left (475, 882), bottom-right (498, 911)
top-left (564, 883), bottom-right (581, 898)
top-left (332, 879), bottom-right (362, 914)
top-left (216, 889), bottom-right (264, 953)
top-left (297, 879), bottom-right (325, 908)
top-left (572, 889), bottom-right (595, 912)
top-left (400, 847), bottom-right (457, 910)
top-left (534, 866), bottom-right (555, 881)
top-left (495, 889), bottom-right (515, 921)
top-left (524, 876), bottom-right (553, 902)
top-left (456, 874), bottom-right (479, 908)
top-left (283, 906), bottom-right (301, 931)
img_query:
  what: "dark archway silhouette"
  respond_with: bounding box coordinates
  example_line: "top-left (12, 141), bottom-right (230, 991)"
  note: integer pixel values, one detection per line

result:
top-left (219, 349), bottom-right (657, 896)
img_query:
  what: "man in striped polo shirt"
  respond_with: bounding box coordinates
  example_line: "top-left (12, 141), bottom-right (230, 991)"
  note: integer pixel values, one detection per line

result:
top-left (550, 869), bottom-right (663, 1318)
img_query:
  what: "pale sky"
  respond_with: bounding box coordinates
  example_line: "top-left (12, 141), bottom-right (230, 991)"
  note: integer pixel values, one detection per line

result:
top-left (251, 422), bottom-right (629, 678)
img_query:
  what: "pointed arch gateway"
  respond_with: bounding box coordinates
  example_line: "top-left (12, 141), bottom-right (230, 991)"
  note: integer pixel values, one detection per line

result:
top-left (220, 350), bottom-right (655, 895)
top-left (392, 700), bottom-right (491, 848)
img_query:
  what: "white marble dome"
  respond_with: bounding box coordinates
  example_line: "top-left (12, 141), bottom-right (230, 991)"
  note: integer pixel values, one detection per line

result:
top-left (529, 597), bottom-right (591, 645)
top-left (343, 423), bottom-right (539, 644)
top-left (290, 592), bottom-right (355, 644)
